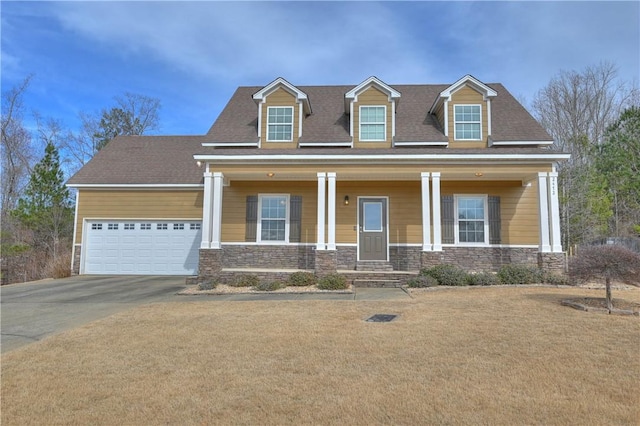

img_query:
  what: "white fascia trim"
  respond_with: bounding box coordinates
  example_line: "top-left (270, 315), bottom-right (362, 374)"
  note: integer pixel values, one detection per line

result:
top-left (429, 74), bottom-right (497, 113)
top-left (201, 142), bottom-right (259, 147)
top-left (252, 77), bottom-right (311, 115)
top-left (394, 141), bottom-right (449, 147)
top-left (70, 189), bottom-right (80, 272)
top-left (298, 142), bottom-right (352, 147)
top-left (66, 184), bottom-right (203, 189)
top-left (489, 140), bottom-right (554, 146)
top-left (345, 76), bottom-right (401, 100)
top-left (193, 153), bottom-right (571, 163)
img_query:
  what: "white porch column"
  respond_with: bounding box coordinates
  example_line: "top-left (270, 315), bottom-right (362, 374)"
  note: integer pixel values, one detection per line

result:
top-left (316, 173), bottom-right (326, 250)
top-left (431, 172), bottom-right (442, 251)
top-left (210, 172), bottom-right (224, 249)
top-left (327, 172), bottom-right (337, 250)
top-left (421, 172), bottom-right (432, 251)
top-left (200, 171), bottom-right (213, 249)
top-left (548, 171), bottom-right (562, 252)
top-left (537, 172), bottom-right (551, 253)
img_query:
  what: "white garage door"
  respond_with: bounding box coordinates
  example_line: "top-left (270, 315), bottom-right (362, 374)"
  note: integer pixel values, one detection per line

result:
top-left (84, 220), bottom-right (202, 275)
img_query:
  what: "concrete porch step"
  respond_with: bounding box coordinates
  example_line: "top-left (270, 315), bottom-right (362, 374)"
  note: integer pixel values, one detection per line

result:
top-left (356, 261), bottom-right (395, 272)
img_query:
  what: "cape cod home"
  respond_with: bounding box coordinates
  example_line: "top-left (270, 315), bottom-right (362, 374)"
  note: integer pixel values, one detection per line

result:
top-left (67, 75), bottom-right (569, 284)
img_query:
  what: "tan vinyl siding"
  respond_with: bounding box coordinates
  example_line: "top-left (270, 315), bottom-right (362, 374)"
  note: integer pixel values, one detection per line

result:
top-left (448, 86), bottom-right (488, 147)
top-left (261, 88), bottom-right (299, 148)
top-left (353, 86), bottom-right (392, 148)
top-left (75, 190), bottom-right (203, 244)
top-left (441, 181), bottom-right (539, 245)
top-left (220, 181), bottom-right (317, 243)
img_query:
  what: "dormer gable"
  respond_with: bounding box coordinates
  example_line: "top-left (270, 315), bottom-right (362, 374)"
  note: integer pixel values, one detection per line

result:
top-left (429, 75), bottom-right (498, 146)
top-left (344, 76), bottom-right (401, 148)
top-left (252, 77), bottom-right (312, 115)
top-left (429, 74), bottom-right (497, 114)
top-left (344, 76), bottom-right (401, 113)
top-left (252, 78), bottom-right (311, 148)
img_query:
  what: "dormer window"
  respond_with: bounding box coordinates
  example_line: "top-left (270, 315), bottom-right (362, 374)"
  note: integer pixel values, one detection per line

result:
top-left (267, 106), bottom-right (293, 142)
top-left (360, 106), bottom-right (386, 141)
top-left (454, 104), bottom-right (482, 140)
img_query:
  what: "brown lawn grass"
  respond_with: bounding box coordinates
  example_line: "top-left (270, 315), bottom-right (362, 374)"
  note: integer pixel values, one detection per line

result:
top-left (2, 287), bottom-right (639, 425)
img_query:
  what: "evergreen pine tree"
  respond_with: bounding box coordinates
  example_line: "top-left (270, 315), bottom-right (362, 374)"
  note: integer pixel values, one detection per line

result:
top-left (12, 142), bottom-right (73, 258)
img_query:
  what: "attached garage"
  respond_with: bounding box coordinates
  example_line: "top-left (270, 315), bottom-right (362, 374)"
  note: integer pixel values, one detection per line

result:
top-left (82, 220), bottom-right (202, 275)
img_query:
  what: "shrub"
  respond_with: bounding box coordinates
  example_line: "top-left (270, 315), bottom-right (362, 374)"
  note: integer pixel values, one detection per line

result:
top-left (406, 275), bottom-right (438, 288)
top-left (254, 281), bottom-right (286, 291)
top-left (466, 271), bottom-right (498, 286)
top-left (422, 264), bottom-right (469, 286)
top-left (230, 274), bottom-right (260, 287)
top-left (317, 274), bottom-right (349, 290)
top-left (198, 280), bottom-right (217, 291)
top-left (287, 271), bottom-right (317, 287)
top-left (543, 273), bottom-right (569, 285)
top-left (497, 265), bottom-right (543, 285)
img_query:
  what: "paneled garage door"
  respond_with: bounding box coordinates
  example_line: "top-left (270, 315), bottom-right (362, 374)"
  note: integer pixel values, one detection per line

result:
top-left (84, 220), bottom-right (202, 275)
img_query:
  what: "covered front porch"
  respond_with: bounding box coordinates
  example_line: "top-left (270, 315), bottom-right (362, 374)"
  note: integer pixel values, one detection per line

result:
top-left (193, 155), bottom-right (567, 283)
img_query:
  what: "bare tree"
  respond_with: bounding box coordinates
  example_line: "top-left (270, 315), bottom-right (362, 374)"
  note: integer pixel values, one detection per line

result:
top-left (569, 245), bottom-right (640, 312)
top-left (531, 62), bottom-right (640, 248)
top-left (1, 76), bottom-right (35, 216)
top-left (61, 92), bottom-right (161, 172)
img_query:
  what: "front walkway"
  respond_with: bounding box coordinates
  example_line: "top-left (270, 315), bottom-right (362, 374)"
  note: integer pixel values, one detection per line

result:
top-left (184, 287), bottom-right (411, 301)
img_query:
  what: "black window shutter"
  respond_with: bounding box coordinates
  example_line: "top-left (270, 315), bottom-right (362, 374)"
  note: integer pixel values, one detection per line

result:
top-left (289, 195), bottom-right (302, 243)
top-left (441, 195), bottom-right (454, 244)
top-left (245, 195), bottom-right (258, 242)
top-left (488, 195), bottom-right (501, 244)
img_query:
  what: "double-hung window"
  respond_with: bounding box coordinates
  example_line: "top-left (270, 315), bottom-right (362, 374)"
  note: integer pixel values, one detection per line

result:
top-left (258, 195), bottom-right (289, 242)
top-left (267, 107), bottom-right (293, 141)
top-left (454, 105), bottom-right (481, 140)
top-left (360, 106), bottom-right (386, 141)
top-left (455, 195), bottom-right (488, 244)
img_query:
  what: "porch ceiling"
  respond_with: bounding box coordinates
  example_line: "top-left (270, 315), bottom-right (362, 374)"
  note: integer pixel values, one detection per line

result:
top-left (218, 169), bottom-right (541, 182)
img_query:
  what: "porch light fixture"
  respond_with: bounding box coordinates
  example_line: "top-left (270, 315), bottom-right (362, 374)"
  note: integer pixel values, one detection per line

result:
top-left (344, 195), bottom-right (350, 205)
top-left (196, 161), bottom-right (202, 167)
top-left (267, 172), bottom-right (275, 178)
top-left (475, 172), bottom-right (484, 177)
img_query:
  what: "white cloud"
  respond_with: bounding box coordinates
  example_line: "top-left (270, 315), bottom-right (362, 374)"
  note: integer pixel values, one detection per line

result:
top-left (49, 2), bottom-right (443, 86)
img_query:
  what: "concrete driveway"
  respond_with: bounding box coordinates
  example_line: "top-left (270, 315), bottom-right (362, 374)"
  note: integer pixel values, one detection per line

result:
top-left (1, 275), bottom-right (186, 353)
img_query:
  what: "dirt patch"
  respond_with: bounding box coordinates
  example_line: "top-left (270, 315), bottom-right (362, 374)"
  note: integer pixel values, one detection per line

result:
top-left (179, 284), bottom-right (353, 295)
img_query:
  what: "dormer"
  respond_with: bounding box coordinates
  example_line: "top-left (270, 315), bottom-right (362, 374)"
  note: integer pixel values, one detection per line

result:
top-left (345, 76), bottom-right (401, 148)
top-left (429, 75), bottom-right (497, 148)
top-left (252, 78), bottom-right (311, 149)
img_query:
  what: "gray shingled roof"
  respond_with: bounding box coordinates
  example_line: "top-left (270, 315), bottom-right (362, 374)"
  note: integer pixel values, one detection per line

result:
top-left (67, 135), bottom-right (206, 185)
top-left (206, 83), bottom-right (552, 144)
top-left (68, 80), bottom-right (556, 186)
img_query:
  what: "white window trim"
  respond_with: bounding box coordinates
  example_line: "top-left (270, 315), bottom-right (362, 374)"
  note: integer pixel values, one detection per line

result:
top-left (359, 105), bottom-right (387, 142)
top-left (453, 104), bottom-right (482, 141)
top-left (257, 194), bottom-right (290, 243)
top-left (266, 106), bottom-right (294, 142)
top-left (454, 194), bottom-right (489, 246)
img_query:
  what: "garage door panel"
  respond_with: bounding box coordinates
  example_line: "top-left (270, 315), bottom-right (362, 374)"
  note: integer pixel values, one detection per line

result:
top-left (84, 220), bottom-right (201, 275)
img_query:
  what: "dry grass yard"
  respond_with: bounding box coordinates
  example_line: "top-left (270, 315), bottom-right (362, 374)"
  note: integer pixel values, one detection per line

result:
top-left (2, 286), bottom-right (639, 425)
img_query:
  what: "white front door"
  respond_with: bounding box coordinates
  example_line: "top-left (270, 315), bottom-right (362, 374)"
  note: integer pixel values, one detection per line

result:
top-left (84, 220), bottom-right (201, 275)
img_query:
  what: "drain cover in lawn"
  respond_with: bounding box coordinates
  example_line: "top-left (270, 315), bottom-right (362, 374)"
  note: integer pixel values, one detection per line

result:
top-left (366, 314), bottom-right (397, 322)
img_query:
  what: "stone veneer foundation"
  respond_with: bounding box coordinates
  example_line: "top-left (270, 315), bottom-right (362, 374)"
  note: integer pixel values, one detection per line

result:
top-left (193, 245), bottom-right (567, 284)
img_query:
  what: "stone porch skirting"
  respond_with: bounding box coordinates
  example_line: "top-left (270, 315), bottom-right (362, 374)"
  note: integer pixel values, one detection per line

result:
top-left (196, 245), bottom-right (567, 281)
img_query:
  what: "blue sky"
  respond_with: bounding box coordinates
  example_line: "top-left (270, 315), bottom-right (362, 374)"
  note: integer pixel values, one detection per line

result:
top-left (2, 1), bottom-right (639, 136)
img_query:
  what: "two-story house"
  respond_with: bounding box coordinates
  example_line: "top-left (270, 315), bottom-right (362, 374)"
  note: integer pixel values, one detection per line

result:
top-left (67, 75), bottom-right (569, 284)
